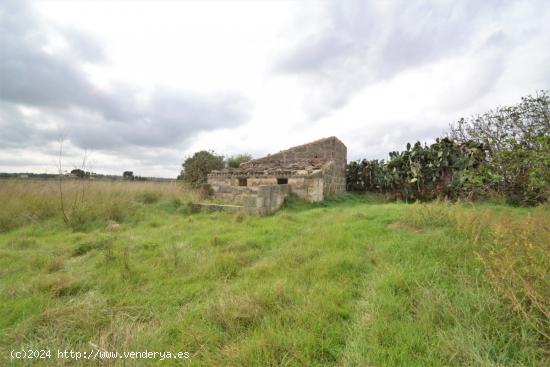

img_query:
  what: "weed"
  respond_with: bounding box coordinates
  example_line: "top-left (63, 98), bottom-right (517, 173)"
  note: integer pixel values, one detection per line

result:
top-left (73, 238), bottom-right (108, 257)
top-left (136, 191), bottom-right (162, 204)
top-left (122, 244), bottom-right (131, 272)
top-left (207, 294), bottom-right (264, 333)
top-left (402, 201), bottom-right (550, 347)
top-left (1, 186), bottom-right (547, 366)
top-left (8, 236), bottom-right (38, 249)
top-left (0, 180), bottom-right (195, 233)
top-left (233, 211), bottom-right (246, 223)
top-left (35, 273), bottom-right (83, 297)
top-left (210, 236), bottom-right (224, 247)
top-left (169, 243), bottom-right (181, 269)
top-left (45, 257), bottom-right (65, 273)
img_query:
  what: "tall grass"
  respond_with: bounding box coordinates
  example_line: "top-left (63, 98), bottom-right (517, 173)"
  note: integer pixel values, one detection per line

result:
top-left (0, 179), bottom-right (196, 232)
top-left (1, 192), bottom-right (547, 365)
top-left (402, 201), bottom-right (550, 348)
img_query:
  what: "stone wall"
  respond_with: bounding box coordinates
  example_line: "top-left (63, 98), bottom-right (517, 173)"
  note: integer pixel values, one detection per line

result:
top-left (207, 175), bottom-right (257, 203)
top-left (207, 136), bottom-right (347, 206)
top-left (240, 136), bottom-right (347, 170)
top-left (190, 184), bottom-right (288, 216)
top-left (322, 161), bottom-right (346, 196)
top-left (286, 175), bottom-right (323, 202)
top-left (209, 174), bottom-right (323, 203)
top-left (243, 184), bottom-right (289, 215)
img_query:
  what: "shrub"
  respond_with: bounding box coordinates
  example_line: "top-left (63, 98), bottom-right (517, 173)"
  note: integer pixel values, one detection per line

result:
top-left (179, 150), bottom-right (224, 188)
top-left (347, 138), bottom-right (486, 201)
top-left (225, 153), bottom-right (252, 168)
top-left (349, 91), bottom-right (550, 206)
top-left (450, 90), bottom-right (550, 205)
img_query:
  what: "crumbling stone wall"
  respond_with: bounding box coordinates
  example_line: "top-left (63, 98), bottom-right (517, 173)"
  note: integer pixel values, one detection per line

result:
top-left (240, 136), bottom-right (347, 170)
top-left (243, 184), bottom-right (289, 215)
top-left (322, 161), bottom-right (346, 196)
top-left (287, 173), bottom-right (324, 202)
top-left (207, 137), bottom-right (347, 206)
top-left (209, 173), bottom-right (324, 203)
top-left (207, 175), bottom-right (256, 202)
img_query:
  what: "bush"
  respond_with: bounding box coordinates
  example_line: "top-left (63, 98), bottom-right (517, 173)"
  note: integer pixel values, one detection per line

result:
top-left (450, 90), bottom-right (550, 205)
top-left (179, 150), bottom-right (224, 188)
top-left (226, 154), bottom-right (252, 168)
top-left (347, 138), bottom-right (486, 201)
top-left (349, 91), bottom-right (550, 206)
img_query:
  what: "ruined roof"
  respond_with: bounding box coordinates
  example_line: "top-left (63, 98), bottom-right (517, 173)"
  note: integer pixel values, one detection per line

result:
top-left (208, 136), bottom-right (346, 178)
top-left (208, 159), bottom-right (328, 178)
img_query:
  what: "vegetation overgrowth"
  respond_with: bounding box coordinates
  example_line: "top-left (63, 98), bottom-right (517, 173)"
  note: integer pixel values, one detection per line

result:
top-left (0, 180), bottom-right (196, 233)
top-left (1, 181), bottom-right (548, 365)
top-left (348, 91), bottom-right (550, 206)
top-left (178, 150), bottom-right (225, 188)
top-left (178, 152), bottom-right (253, 188)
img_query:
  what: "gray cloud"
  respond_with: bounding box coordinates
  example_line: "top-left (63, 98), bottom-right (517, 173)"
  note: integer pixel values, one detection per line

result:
top-left (0, 1), bottom-right (97, 109)
top-left (55, 90), bottom-right (250, 150)
top-left (0, 103), bottom-right (36, 148)
top-left (0, 0), bottom-right (250, 154)
top-left (275, 0), bottom-right (543, 119)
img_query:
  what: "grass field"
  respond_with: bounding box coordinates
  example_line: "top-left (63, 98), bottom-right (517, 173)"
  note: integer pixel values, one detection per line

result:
top-left (0, 181), bottom-right (548, 366)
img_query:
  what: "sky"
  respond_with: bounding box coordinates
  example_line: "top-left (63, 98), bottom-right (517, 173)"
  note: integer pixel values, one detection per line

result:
top-left (1, 0), bottom-right (549, 178)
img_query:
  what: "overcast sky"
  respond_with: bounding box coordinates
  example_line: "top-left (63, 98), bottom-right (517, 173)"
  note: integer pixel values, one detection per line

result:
top-left (1, 0), bottom-right (549, 177)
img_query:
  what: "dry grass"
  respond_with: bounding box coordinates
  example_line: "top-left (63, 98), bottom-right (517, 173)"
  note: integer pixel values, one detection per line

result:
top-left (207, 294), bottom-right (265, 333)
top-left (480, 208), bottom-right (550, 343)
top-left (0, 179), bottom-right (196, 232)
top-left (1, 192), bottom-right (547, 365)
top-left (402, 201), bottom-right (550, 347)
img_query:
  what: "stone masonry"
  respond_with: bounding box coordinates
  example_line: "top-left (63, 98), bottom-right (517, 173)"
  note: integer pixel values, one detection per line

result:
top-left (206, 137), bottom-right (347, 212)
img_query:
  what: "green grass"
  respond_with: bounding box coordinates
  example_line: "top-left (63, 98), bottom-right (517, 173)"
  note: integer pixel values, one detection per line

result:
top-left (0, 189), bottom-right (548, 366)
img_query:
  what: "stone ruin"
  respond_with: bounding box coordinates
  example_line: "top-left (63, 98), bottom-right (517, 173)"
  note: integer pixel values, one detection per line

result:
top-left (204, 136), bottom-right (347, 215)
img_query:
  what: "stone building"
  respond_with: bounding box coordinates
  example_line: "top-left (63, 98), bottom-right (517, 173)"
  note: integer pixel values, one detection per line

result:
top-left (207, 137), bottom-right (347, 214)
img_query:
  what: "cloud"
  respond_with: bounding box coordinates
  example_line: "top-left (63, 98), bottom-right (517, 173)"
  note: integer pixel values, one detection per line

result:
top-left (0, 0), bottom-right (250, 154)
top-left (1, 0), bottom-right (548, 177)
top-left (275, 0), bottom-right (544, 119)
top-left (53, 89), bottom-right (250, 150)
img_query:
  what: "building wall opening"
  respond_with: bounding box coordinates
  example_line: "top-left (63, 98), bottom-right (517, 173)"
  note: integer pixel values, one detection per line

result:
top-left (238, 178), bottom-right (247, 186)
top-left (277, 178), bottom-right (288, 184)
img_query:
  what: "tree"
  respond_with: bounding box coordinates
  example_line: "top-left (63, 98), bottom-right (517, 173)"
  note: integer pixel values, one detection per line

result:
top-left (179, 150), bottom-right (224, 188)
top-left (71, 168), bottom-right (85, 178)
top-left (449, 90), bottom-right (550, 204)
top-left (226, 153), bottom-right (252, 168)
top-left (449, 91), bottom-right (549, 153)
top-left (123, 171), bottom-right (134, 180)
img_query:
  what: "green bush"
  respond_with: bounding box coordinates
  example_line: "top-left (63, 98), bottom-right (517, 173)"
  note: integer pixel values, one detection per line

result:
top-left (349, 91), bottom-right (550, 206)
top-left (179, 150), bottom-right (224, 188)
top-left (450, 90), bottom-right (550, 205)
top-left (347, 138), bottom-right (486, 201)
top-left (225, 153), bottom-right (252, 168)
